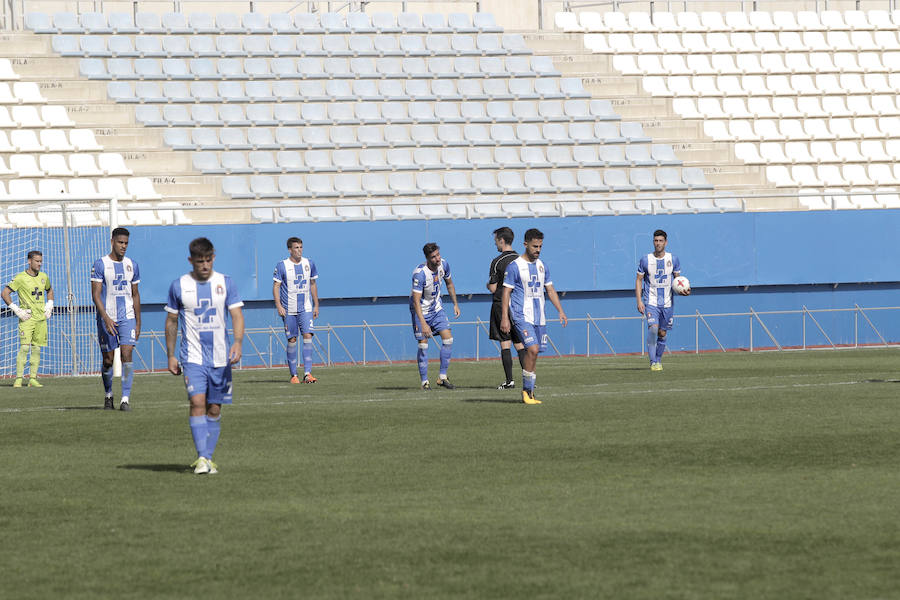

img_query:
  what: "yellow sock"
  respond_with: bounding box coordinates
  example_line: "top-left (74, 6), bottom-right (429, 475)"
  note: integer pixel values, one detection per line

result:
top-left (29, 346), bottom-right (40, 379)
top-left (16, 345), bottom-right (29, 378)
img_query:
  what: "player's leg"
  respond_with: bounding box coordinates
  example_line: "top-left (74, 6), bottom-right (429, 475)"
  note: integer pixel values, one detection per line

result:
top-left (14, 320), bottom-right (33, 386)
top-left (654, 309), bottom-right (674, 367)
top-left (284, 315), bottom-right (300, 383)
top-left (646, 308), bottom-right (661, 369)
top-left (490, 302), bottom-right (514, 388)
top-left (119, 346), bottom-right (135, 410)
top-left (411, 312), bottom-right (430, 389)
top-left (436, 327), bottom-right (454, 389)
top-left (97, 318), bottom-right (117, 407)
top-left (301, 314), bottom-right (316, 383)
top-left (117, 319), bottom-right (137, 409)
top-left (184, 364), bottom-right (211, 473)
top-left (28, 321), bottom-right (47, 387)
top-left (512, 320), bottom-right (540, 404)
top-left (202, 365), bottom-right (233, 474)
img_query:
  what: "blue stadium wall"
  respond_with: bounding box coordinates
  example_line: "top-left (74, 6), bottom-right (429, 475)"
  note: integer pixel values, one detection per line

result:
top-left (8, 211), bottom-right (898, 373)
top-left (125, 209), bottom-right (899, 370)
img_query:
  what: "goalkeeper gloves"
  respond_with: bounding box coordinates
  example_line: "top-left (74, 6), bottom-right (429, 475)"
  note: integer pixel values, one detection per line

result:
top-left (44, 300), bottom-right (53, 319)
top-left (9, 303), bottom-right (32, 321)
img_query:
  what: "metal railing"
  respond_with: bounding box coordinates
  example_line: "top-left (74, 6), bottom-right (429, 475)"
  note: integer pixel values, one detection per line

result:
top-left (117, 304), bottom-right (899, 374)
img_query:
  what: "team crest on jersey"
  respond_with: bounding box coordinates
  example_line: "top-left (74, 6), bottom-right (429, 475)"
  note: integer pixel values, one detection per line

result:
top-left (126, 264), bottom-right (132, 272)
top-left (538, 265), bottom-right (543, 274)
top-left (216, 284), bottom-right (224, 295)
top-left (666, 260), bottom-right (672, 268)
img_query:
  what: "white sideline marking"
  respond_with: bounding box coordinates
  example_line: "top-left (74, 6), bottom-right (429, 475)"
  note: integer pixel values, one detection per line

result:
top-left (0, 378), bottom-right (876, 414)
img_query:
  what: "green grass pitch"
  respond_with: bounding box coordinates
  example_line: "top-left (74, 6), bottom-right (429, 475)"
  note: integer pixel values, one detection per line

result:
top-left (3, 349), bottom-right (900, 599)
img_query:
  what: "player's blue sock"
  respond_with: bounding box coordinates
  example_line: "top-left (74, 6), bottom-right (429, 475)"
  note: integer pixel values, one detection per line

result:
top-left (286, 340), bottom-right (298, 377)
top-left (121, 362), bottom-right (134, 398)
top-left (417, 342), bottom-right (429, 382)
top-left (647, 327), bottom-right (659, 363)
top-left (655, 336), bottom-right (667, 362)
top-left (522, 370), bottom-right (536, 393)
top-left (189, 416), bottom-right (207, 458)
top-left (101, 364), bottom-right (113, 395)
top-left (439, 337), bottom-right (452, 377)
top-left (302, 339), bottom-right (313, 375)
top-left (205, 415), bottom-right (221, 459)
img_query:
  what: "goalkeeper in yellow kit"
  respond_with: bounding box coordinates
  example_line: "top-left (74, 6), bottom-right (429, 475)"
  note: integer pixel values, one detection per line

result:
top-left (2, 250), bottom-right (54, 387)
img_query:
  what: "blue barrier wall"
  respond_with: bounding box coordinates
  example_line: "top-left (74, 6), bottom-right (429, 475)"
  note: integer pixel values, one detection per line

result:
top-left (6, 212), bottom-right (897, 374)
top-left (127, 210), bottom-right (900, 303)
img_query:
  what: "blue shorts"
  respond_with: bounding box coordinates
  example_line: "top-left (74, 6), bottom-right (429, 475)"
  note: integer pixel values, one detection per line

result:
top-left (97, 317), bottom-right (137, 352)
top-left (513, 320), bottom-right (547, 353)
top-left (182, 363), bottom-right (233, 404)
top-left (646, 305), bottom-right (675, 331)
top-left (411, 308), bottom-right (450, 340)
top-left (283, 313), bottom-right (314, 339)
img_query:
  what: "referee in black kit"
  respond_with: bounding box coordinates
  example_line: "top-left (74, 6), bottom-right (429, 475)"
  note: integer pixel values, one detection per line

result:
top-left (486, 227), bottom-right (525, 389)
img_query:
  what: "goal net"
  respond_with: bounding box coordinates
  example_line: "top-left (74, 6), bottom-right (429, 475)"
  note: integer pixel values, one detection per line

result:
top-left (1, 204), bottom-right (109, 378)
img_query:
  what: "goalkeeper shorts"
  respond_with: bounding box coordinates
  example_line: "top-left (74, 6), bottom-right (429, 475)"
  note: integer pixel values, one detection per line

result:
top-left (19, 317), bottom-right (48, 347)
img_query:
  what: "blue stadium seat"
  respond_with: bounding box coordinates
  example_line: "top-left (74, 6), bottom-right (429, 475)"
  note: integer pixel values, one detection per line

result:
top-left (135, 12), bottom-right (164, 34)
top-left (269, 13), bottom-right (298, 33)
top-left (79, 58), bottom-right (108, 79)
top-left (135, 81), bottom-right (165, 102)
top-left (108, 12), bottom-right (138, 34)
top-left (192, 128), bottom-right (223, 150)
top-left (163, 36), bottom-right (191, 57)
top-left (107, 81), bottom-right (136, 102)
top-left (108, 36), bottom-right (138, 57)
top-left (53, 35), bottom-right (81, 56)
top-left (218, 104), bottom-right (250, 127)
top-left (53, 11), bottom-right (82, 33)
top-left (347, 12), bottom-right (376, 33)
top-left (162, 12), bottom-right (191, 34)
top-left (216, 13), bottom-right (243, 34)
top-left (193, 151), bottom-right (223, 173)
top-left (25, 12), bottom-right (53, 33)
top-left (243, 12), bottom-right (270, 34)
top-left (321, 12), bottom-right (350, 33)
top-left (294, 13), bottom-right (323, 34)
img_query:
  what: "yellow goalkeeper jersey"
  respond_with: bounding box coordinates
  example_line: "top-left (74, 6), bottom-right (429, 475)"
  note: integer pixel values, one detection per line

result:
top-left (7, 270), bottom-right (51, 321)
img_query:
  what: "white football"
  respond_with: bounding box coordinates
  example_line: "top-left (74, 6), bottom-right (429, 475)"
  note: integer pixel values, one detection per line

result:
top-left (672, 276), bottom-right (691, 294)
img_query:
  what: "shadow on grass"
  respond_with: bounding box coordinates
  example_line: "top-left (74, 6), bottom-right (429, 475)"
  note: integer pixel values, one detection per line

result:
top-left (58, 406), bottom-right (105, 411)
top-left (865, 379), bottom-right (900, 383)
top-left (118, 464), bottom-right (192, 473)
top-left (463, 397), bottom-right (525, 404)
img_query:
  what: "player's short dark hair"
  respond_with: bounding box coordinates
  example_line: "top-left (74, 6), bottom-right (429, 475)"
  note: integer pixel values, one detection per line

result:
top-left (27, 250), bottom-right (42, 259)
top-left (524, 228), bottom-right (544, 242)
top-left (111, 227), bottom-right (130, 238)
top-left (653, 229), bottom-right (667, 239)
top-left (493, 227), bottom-right (514, 245)
top-left (189, 237), bottom-right (214, 257)
top-left (422, 242), bottom-right (439, 257)
top-left (286, 236), bottom-right (302, 248)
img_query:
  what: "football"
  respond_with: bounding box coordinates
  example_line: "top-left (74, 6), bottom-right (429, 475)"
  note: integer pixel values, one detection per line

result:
top-left (672, 276), bottom-right (691, 295)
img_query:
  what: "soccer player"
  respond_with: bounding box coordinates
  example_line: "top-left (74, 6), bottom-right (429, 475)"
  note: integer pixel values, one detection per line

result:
top-left (410, 242), bottom-right (460, 390)
top-left (487, 226), bottom-right (525, 389)
top-left (91, 227), bottom-right (141, 411)
top-left (3, 250), bottom-right (53, 388)
top-left (500, 228), bottom-right (567, 405)
top-left (636, 229), bottom-right (689, 371)
top-left (165, 237), bottom-right (244, 475)
top-left (273, 236), bottom-right (319, 384)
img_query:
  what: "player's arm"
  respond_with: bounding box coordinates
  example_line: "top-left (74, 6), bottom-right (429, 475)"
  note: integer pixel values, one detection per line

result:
top-left (91, 280), bottom-right (117, 334)
top-left (3, 283), bottom-right (31, 321)
top-left (310, 278), bottom-right (319, 318)
top-left (545, 283), bottom-right (568, 327)
top-left (444, 276), bottom-right (461, 318)
top-left (635, 272), bottom-right (645, 314)
top-left (500, 285), bottom-right (512, 333)
top-left (132, 282), bottom-right (142, 339)
top-left (411, 290), bottom-right (432, 338)
top-left (229, 305), bottom-right (244, 364)
top-left (272, 279), bottom-right (286, 317)
top-left (164, 311), bottom-right (180, 375)
top-left (487, 259), bottom-right (498, 293)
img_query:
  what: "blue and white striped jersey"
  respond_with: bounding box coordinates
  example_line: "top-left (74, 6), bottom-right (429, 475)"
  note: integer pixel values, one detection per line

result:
top-left (503, 257), bottom-right (552, 326)
top-left (165, 271), bottom-right (243, 367)
top-left (410, 259), bottom-right (450, 315)
top-left (638, 252), bottom-right (681, 309)
top-left (273, 257), bottom-right (318, 314)
top-left (90, 255), bottom-right (140, 321)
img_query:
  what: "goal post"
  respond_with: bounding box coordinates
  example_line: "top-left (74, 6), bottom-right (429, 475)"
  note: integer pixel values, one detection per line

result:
top-left (1, 202), bottom-right (110, 378)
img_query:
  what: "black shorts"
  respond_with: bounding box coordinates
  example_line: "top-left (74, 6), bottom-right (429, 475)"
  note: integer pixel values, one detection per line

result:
top-left (489, 302), bottom-right (522, 344)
